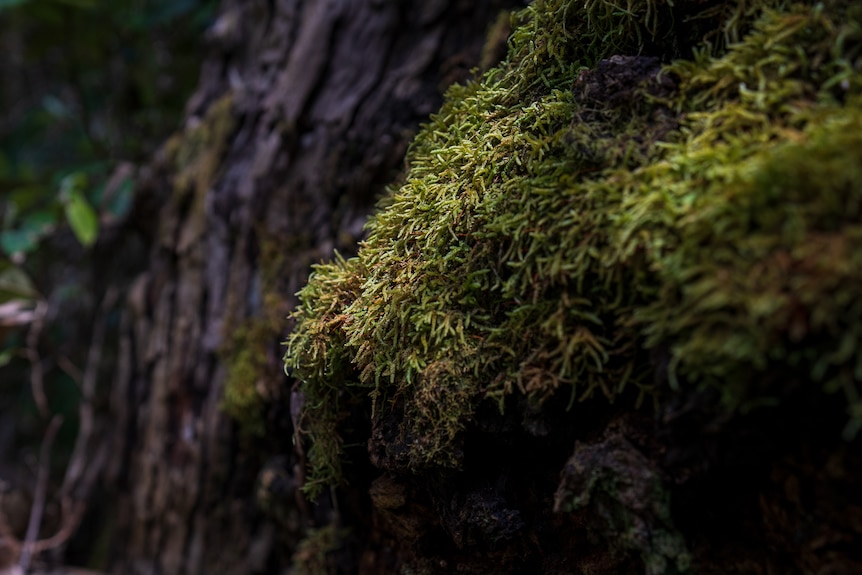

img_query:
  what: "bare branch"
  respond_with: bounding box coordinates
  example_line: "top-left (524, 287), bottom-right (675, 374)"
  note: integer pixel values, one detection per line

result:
top-left (26, 498), bottom-right (85, 555)
top-left (0, 505), bottom-right (22, 568)
top-left (63, 288), bottom-right (116, 500)
top-left (19, 415), bottom-right (63, 572)
top-left (24, 303), bottom-right (49, 420)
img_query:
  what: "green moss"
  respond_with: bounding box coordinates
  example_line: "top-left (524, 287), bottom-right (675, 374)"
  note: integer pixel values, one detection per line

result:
top-left (222, 319), bottom-right (271, 437)
top-left (160, 93), bottom-right (236, 251)
top-left (289, 524), bottom-right (347, 575)
top-left (635, 105), bottom-right (862, 414)
top-left (280, 2), bottom-right (862, 571)
top-left (222, 233), bottom-right (296, 437)
top-left (163, 93), bottom-right (235, 199)
top-left (286, 0), bottom-right (862, 508)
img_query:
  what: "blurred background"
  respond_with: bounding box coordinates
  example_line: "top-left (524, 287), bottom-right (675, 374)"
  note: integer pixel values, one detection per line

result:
top-left (0, 0), bottom-right (215, 569)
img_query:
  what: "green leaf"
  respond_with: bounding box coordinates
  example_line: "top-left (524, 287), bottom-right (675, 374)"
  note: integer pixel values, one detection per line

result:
top-left (0, 229), bottom-right (40, 255)
top-left (0, 262), bottom-right (39, 301)
top-left (9, 186), bottom-right (49, 211)
top-left (21, 210), bottom-right (58, 235)
top-left (59, 172), bottom-right (99, 247)
top-left (1, 199), bottom-right (60, 256)
top-left (59, 171), bottom-right (88, 200)
top-left (0, 348), bottom-right (15, 368)
top-left (64, 191), bottom-right (99, 247)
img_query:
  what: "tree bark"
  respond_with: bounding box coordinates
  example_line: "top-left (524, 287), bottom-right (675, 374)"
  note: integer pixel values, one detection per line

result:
top-left (108, 1), bottom-right (517, 573)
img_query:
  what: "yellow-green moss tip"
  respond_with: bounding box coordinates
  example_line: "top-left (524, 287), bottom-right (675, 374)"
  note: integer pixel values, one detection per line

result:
top-left (286, 0), bottom-right (862, 500)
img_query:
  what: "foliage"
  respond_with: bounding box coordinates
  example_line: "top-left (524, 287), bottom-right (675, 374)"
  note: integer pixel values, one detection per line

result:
top-left (0, 0), bottom-right (215, 564)
top-left (0, 0), bottom-right (216, 386)
top-left (0, 0), bottom-right (216, 262)
top-left (0, 0), bottom-right (216, 338)
top-left (222, 331), bottom-right (268, 438)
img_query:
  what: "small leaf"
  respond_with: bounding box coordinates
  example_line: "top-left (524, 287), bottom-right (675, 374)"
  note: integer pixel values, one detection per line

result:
top-left (0, 348), bottom-right (15, 368)
top-left (21, 210), bottom-right (58, 235)
top-left (0, 229), bottom-right (39, 256)
top-left (59, 172), bottom-right (88, 200)
top-left (9, 186), bottom-right (48, 212)
top-left (0, 262), bottom-right (39, 301)
top-left (65, 191), bottom-right (99, 247)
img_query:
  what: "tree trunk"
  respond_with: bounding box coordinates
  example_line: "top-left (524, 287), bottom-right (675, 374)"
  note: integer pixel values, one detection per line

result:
top-left (107, 1), bottom-right (516, 573)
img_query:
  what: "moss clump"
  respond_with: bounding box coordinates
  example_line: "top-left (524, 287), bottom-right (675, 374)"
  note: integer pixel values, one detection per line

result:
top-left (286, 0), bottom-right (862, 505)
top-left (222, 319), bottom-right (272, 437)
top-left (163, 93), bottom-right (235, 200)
top-left (222, 232), bottom-right (296, 437)
top-left (289, 524), bottom-right (348, 575)
top-left (160, 93), bottom-right (235, 251)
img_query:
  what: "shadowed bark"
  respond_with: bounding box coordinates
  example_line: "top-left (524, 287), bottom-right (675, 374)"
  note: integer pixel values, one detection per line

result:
top-left (107, 1), bottom-right (518, 573)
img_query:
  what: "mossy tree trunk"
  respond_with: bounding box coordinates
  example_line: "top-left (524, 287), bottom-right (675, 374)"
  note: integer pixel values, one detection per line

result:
top-left (101, 0), bottom-right (862, 574)
top-left (107, 1), bottom-right (517, 573)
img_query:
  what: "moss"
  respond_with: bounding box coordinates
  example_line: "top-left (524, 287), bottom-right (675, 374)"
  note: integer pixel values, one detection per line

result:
top-left (285, 0), bottom-right (862, 540)
top-left (222, 232), bottom-right (296, 437)
top-left (163, 93), bottom-right (235, 199)
top-left (289, 524), bottom-right (348, 575)
top-left (159, 93), bottom-right (236, 251)
top-left (222, 284), bottom-right (294, 437)
top-left (284, 252), bottom-right (364, 491)
top-left (222, 319), bottom-right (271, 437)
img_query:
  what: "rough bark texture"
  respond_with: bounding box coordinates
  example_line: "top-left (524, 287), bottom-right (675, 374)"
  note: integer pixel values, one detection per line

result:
top-left (108, 1), bottom-right (518, 573)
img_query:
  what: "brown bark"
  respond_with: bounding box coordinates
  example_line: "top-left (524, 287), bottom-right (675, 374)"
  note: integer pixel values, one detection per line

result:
top-left (108, 1), bottom-right (517, 573)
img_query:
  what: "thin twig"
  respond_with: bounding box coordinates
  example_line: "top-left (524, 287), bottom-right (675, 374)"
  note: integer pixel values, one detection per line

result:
top-left (19, 415), bottom-right (63, 572)
top-left (62, 288), bottom-right (116, 499)
top-left (0, 476), bottom-right (89, 566)
top-left (26, 497), bottom-right (85, 555)
top-left (25, 303), bottom-right (49, 420)
top-left (0, 505), bottom-right (22, 563)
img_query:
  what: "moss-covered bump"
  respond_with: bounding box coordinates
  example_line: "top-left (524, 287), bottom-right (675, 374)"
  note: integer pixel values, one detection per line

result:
top-left (285, 0), bottom-right (862, 499)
